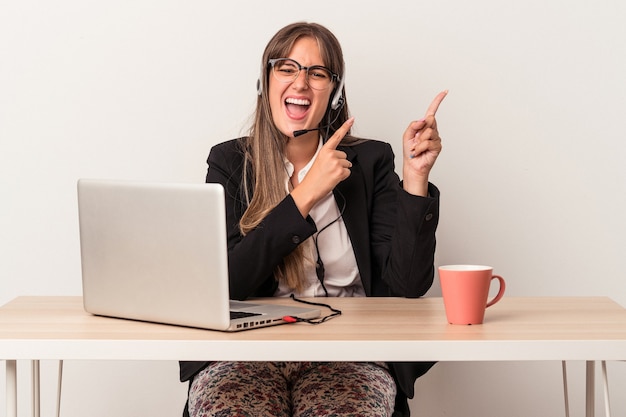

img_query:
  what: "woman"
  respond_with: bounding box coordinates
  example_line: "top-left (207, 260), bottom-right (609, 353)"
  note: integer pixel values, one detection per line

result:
top-left (181, 22), bottom-right (447, 417)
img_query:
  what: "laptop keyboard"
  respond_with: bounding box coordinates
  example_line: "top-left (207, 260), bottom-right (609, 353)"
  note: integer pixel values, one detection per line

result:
top-left (230, 310), bottom-right (262, 320)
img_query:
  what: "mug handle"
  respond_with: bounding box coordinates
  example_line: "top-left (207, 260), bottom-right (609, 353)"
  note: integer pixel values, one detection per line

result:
top-left (485, 275), bottom-right (506, 308)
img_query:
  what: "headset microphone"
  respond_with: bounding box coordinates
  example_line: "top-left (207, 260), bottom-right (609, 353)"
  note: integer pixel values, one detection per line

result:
top-left (292, 96), bottom-right (345, 138)
top-left (293, 127), bottom-right (322, 138)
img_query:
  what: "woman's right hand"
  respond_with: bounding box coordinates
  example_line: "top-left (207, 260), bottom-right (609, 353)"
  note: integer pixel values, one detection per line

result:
top-left (290, 117), bottom-right (355, 217)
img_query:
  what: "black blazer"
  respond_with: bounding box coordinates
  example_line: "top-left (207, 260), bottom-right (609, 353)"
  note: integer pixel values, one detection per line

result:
top-left (180, 137), bottom-right (440, 416)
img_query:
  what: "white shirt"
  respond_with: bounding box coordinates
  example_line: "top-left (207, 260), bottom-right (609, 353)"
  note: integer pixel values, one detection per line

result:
top-left (274, 137), bottom-right (365, 298)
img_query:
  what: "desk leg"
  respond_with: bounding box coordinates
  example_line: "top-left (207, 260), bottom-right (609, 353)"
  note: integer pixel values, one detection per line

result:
top-left (6, 360), bottom-right (17, 417)
top-left (32, 360), bottom-right (40, 417)
top-left (586, 361), bottom-right (595, 417)
top-left (56, 360), bottom-right (64, 417)
top-left (601, 361), bottom-right (611, 417)
top-left (562, 361), bottom-right (570, 417)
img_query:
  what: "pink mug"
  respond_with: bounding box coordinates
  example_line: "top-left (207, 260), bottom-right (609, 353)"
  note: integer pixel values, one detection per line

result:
top-left (439, 265), bottom-right (506, 325)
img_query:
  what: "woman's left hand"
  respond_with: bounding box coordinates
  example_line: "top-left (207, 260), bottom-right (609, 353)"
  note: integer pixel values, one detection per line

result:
top-left (402, 90), bottom-right (448, 196)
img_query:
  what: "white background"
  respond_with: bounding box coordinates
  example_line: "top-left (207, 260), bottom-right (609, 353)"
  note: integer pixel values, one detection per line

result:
top-left (2, 0), bottom-right (625, 416)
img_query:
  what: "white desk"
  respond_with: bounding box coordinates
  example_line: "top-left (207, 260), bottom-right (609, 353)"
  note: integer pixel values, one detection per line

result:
top-left (3, 296), bottom-right (626, 416)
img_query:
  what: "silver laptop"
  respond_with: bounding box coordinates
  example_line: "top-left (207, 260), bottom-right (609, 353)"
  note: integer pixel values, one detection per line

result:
top-left (77, 179), bottom-right (320, 331)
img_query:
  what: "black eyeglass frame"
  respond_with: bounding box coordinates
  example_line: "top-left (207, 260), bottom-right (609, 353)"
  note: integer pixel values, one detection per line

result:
top-left (268, 58), bottom-right (340, 90)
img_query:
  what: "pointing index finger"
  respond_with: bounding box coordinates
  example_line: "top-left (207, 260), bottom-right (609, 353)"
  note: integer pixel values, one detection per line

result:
top-left (325, 117), bottom-right (354, 150)
top-left (425, 90), bottom-right (448, 117)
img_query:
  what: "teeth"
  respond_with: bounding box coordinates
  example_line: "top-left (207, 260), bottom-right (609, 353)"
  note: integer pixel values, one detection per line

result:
top-left (285, 97), bottom-right (310, 106)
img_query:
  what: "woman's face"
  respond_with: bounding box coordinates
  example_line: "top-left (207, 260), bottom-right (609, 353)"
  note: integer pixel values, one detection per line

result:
top-left (268, 36), bottom-right (334, 139)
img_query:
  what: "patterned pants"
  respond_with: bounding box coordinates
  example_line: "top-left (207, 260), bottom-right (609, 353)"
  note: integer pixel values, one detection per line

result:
top-left (188, 361), bottom-right (397, 417)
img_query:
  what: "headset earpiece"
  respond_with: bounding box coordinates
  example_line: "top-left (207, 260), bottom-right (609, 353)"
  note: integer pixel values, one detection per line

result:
top-left (330, 74), bottom-right (345, 110)
top-left (257, 61), bottom-right (267, 96)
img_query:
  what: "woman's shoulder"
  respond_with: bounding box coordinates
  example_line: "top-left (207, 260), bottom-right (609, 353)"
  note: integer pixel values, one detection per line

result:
top-left (342, 136), bottom-right (392, 150)
top-left (341, 137), bottom-right (395, 162)
top-left (210, 137), bottom-right (246, 154)
top-left (207, 137), bottom-right (247, 162)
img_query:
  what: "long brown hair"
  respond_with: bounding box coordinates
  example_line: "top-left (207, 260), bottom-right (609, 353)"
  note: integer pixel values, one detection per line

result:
top-left (239, 22), bottom-right (352, 291)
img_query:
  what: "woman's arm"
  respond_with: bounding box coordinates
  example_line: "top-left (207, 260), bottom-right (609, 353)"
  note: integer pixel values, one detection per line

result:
top-left (205, 141), bottom-right (316, 300)
top-left (367, 142), bottom-right (440, 297)
top-left (402, 91), bottom-right (447, 196)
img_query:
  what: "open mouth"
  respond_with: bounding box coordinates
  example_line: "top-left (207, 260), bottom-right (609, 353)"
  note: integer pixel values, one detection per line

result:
top-left (285, 97), bottom-right (310, 118)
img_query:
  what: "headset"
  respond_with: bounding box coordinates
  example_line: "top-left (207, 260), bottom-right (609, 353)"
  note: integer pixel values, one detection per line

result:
top-left (257, 64), bottom-right (345, 111)
top-left (330, 75), bottom-right (345, 111)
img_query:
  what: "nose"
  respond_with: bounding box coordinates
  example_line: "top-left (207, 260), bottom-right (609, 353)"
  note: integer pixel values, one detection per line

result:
top-left (291, 69), bottom-right (309, 90)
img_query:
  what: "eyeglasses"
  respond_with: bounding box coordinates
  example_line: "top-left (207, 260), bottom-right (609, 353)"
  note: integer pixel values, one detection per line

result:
top-left (268, 58), bottom-right (339, 91)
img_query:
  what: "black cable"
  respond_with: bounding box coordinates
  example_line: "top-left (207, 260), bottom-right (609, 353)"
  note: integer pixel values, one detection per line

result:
top-left (284, 294), bottom-right (342, 324)
top-left (322, 98), bottom-right (344, 142)
top-left (313, 189), bottom-right (346, 296)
